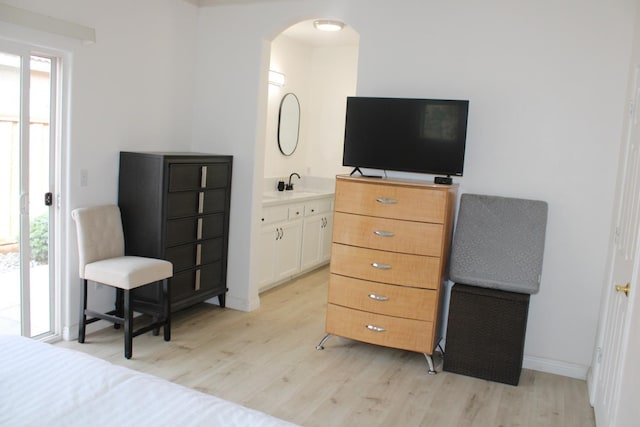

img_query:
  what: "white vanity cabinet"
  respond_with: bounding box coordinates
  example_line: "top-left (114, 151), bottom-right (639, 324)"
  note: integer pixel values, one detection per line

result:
top-left (259, 193), bottom-right (334, 292)
top-left (258, 204), bottom-right (304, 290)
top-left (301, 198), bottom-right (334, 271)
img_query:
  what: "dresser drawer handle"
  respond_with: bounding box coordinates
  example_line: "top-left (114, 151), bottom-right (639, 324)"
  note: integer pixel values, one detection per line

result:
top-left (371, 262), bottom-right (391, 270)
top-left (375, 197), bottom-right (397, 204)
top-left (368, 293), bottom-right (389, 301)
top-left (197, 218), bottom-right (203, 240)
top-left (366, 324), bottom-right (385, 333)
top-left (373, 230), bottom-right (395, 237)
top-left (198, 192), bottom-right (204, 214)
top-left (195, 243), bottom-right (202, 266)
top-left (200, 166), bottom-right (208, 188)
top-left (195, 268), bottom-right (201, 291)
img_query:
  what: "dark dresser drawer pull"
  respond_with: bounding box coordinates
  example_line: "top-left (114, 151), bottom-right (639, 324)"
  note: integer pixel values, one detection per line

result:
top-left (375, 197), bottom-right (397, 204)
top-left (368, 293), bottom-right (389, 301)
top-left (371, 262), bottom-right (391, 270)
top-left (366, 324), bottom-right (385, 332)
top-left (196, 244), bottom-right (202, 266)
top-left (373, 230), bottom-right (395, 237)
top-left (197, 218), bottom-right (203, 240)
top-left (195, 268), bottom-right (201, 291)
top-left (198, 192), bottom-right (204, 214)
top-left (200, 166), bottom-right (208, 188)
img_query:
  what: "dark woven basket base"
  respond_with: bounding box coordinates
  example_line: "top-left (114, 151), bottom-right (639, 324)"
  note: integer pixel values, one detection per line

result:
top-left (444, 283), bottom-right (530, 386)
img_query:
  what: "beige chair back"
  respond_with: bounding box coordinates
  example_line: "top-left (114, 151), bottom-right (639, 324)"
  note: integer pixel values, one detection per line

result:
top-left (71, 205), bottom-right (125, 279)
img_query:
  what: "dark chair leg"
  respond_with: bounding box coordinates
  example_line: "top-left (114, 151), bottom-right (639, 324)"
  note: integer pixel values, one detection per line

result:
top-left (163, 279), bottom-right (171, 342)
top-left (78, 279), bottom-right (88, 343)
top-left (114, 288), bottom-right (123, 329)
top-left (124, 289), bottom-right (133, 359)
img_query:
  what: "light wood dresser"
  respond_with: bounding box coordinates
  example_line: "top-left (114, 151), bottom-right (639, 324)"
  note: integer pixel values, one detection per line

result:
top-left (317, 175), bottom-right (458, 373)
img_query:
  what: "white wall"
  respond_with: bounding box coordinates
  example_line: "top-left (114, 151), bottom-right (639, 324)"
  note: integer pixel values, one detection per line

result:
top-left (306, 44), bottom-right (359, 178)
top-left (264, 35), bottom-right (312, 182)
top-left (191, 0), bottom-right (637, 376)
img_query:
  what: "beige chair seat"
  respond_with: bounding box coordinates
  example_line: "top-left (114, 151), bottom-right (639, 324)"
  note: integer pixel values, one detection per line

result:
top-left (72, 204), bottom-right (173, 359)
top-left (85, 256), bottom-right (172, 290)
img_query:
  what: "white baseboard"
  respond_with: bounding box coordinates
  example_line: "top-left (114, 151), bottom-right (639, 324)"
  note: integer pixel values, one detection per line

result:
top-left (523, 355), bottom-right (589, 380)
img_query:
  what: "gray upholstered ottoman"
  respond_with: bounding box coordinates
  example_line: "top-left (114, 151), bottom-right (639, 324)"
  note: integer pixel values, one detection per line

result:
top-left (449, 194), bottom-right (548, 294)
top-left (444, 194), bottom-right (548, 385)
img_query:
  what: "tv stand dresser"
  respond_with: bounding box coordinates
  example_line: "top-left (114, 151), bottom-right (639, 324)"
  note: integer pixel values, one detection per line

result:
top-left (317, 175), bottom-right (457, 373)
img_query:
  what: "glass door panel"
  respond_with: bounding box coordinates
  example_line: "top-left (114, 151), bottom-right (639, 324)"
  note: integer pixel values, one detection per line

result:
top-left (0, 50), bottom-right (54, 337)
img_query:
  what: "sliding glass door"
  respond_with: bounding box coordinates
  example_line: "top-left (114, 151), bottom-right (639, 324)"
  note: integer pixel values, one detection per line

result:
top-left (0, 47), bottom-right (57, 338)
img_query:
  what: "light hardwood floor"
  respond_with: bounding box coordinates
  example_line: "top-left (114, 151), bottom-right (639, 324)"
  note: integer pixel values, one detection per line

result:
top-left (56, 266), bottom-right (595, 427)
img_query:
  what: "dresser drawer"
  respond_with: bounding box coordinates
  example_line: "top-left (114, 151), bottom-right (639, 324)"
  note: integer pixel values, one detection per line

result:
top-left (165, 237), bottom-right (223, 273)
top-left (170, 260), bottom-right (224, 301)
top-left (166, 213), bottom-right (225, 246)
top-left (326, 304), bottom-right (434, 353)
top-left (330, 243), bottom-right (440, 289)
top-left (168, 162), bottom-right (230, 191)
top-left (167, 188), bottom-right (227, 218)
top-left (335, 178), bottom-right (447, 223)
top-left (332, 212), bottom-right (443, 256)
top-left (328, 274), bottom-right (436, 321)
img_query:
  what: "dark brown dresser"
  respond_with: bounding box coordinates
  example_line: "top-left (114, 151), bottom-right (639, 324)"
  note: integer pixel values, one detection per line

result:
top-left (118, 152), bottom-right (232, 312)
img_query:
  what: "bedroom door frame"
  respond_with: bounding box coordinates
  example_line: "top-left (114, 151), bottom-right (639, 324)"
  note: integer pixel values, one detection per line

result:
top-left (0, 40), bottom-right (62, 339)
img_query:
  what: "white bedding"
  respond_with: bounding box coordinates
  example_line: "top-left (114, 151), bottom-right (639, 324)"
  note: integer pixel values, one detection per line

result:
top-left (0, 335), bottom-right (297, 427)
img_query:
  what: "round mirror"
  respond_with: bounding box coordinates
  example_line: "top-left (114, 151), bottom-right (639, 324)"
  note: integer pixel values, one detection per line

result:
top-left (278, 93), bottom-right (300, 156)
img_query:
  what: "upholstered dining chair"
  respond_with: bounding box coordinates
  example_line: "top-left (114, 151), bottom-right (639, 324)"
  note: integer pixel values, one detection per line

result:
top-left (71, 204), bottom-right (173, 359)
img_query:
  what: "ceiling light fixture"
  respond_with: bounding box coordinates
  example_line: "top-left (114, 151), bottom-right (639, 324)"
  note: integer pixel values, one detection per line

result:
top-left (313, 19), bottom-right (344, 32)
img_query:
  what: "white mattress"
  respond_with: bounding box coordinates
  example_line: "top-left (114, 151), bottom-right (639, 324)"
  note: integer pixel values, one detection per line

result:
top-left (0, 335), bottom-right (297, 427)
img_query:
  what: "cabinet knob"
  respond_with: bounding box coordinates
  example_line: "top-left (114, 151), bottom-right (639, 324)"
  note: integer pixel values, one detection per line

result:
top-left (366, 324), bottom-right (385, 333)
top-left (374, 230), bottom-right (395, 237)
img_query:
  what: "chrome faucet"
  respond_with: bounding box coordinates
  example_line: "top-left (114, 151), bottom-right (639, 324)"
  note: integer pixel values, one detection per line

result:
top-left (286, 172), bottom-right (300, 190)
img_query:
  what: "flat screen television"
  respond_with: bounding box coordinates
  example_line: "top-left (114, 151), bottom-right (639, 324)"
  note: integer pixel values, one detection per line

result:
top-left (342, 97), bottom-right (469, 177)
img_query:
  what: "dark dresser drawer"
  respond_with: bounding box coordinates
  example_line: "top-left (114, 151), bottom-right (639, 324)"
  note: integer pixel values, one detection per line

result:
top-left (166, 213), bottom-right (225, 247)
top-left (165, 238), bottom-right (224, 272)
top-left (168, 162), bottom-right (230, 191)
top-left (167, 189), bottom-right (227, 218)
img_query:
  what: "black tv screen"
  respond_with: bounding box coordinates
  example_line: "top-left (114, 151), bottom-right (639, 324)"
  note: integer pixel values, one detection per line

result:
top-left (342, 97), bottom-right (469, 176)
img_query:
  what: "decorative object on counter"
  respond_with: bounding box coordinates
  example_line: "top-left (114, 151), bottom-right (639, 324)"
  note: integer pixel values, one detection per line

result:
top-left (277, 93), bottom-right (300, 156)
top-left (277, 180), bottom-right (285, 191)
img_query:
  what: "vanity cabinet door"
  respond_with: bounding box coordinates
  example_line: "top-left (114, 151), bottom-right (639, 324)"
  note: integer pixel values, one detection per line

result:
top-left (258, 219), bottom-right (303, 291)
top-left (275, 219), bottom-right (303, 282)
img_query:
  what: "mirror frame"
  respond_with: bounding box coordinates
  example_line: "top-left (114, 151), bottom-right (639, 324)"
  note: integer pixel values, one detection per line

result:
top-left (277, 93), bottom-right (300, 156)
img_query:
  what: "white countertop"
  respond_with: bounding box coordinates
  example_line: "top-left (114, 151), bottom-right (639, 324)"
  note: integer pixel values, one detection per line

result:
top-left (262, 189), bottom-right (334, 207)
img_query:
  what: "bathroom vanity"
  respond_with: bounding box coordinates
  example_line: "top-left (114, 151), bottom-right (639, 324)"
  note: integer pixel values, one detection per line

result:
top-left (258, 190), bottom-right (334, 291)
